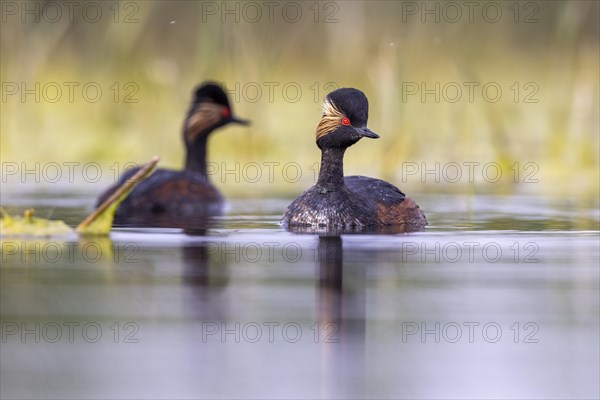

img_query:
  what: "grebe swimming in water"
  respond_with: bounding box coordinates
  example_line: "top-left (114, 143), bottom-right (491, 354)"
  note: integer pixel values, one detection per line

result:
top-left (96, 82), bottom-right (249, 226)
top-left (282, 87), bottom-right (426, 232)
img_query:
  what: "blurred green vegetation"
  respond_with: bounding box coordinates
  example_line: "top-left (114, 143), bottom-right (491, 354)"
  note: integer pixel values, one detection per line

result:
top-left (1, 1), bottom-right (598, 198)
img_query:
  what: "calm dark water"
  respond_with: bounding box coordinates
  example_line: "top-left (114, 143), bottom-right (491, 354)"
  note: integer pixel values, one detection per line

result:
top-left (1, 192), bottom-right (599, 399)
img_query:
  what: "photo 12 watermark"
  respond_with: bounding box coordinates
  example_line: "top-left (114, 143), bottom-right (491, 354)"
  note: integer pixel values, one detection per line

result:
top-left (1, 1), bottom-right (140, 24)
top-left (399, 162), bottom-right (540, 184)
top-left (1, 241), bottom-right (139, 264)
top-left (201, 321), bottom-right (339, 343)
top-left (400, 82), bottom-right (539, 104)
top-left (399, 1), bottom-right (540, 24)
top-left (1, 82), bottom-right (140, 104)
top-left (199, 1), bottom-right (340, 24)
top-left (401, 321), bottom-right (540, 343)
top-left (1, 161), bottom-right (138, 185)
top-left (400, 241), bottom-right (539, 264)
top-left (1, 321), bottom-right (140, 343)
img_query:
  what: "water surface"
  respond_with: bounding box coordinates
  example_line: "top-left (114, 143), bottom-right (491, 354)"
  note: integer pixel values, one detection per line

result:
top-left (1, 193), bottom-right (599, 399)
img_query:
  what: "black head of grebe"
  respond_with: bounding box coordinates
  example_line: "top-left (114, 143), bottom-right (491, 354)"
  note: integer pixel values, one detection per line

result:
top-left (183, 82), bottom-right (249, 174)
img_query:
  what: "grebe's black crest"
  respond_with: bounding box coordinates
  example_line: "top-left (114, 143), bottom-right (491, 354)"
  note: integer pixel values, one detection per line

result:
top-left (96, 81), bottom-right (250, 228)
top-left (282, 87), bottom-right (426, 233)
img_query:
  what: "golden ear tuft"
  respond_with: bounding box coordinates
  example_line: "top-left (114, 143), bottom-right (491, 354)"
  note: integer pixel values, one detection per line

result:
top-left (185, 101), bottom-right (225, 142)
top-left (315, 98), bottom-right (345, 140)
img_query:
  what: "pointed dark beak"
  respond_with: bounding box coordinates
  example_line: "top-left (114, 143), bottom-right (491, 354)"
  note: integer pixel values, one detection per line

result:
top-left (358, 127), bottom-right (379, 139)
top-left (229, 116), bottom-right (250, 125)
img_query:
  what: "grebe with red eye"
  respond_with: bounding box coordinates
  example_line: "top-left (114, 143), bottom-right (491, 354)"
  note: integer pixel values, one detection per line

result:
top-left (96, 82), bottom-right (249, 226)
top-left (282, 87), bottom-right (426, 232)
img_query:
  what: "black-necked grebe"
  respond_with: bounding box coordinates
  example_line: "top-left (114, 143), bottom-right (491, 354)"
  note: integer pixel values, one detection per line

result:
top-left (96, 82), bottom-right (249, 225)
top-left (282, 88), bottom-right (426, 232)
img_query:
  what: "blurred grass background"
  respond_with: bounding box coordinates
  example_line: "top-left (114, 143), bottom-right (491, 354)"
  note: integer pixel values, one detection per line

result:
top-left (1, 0), bottom-right (598, 199)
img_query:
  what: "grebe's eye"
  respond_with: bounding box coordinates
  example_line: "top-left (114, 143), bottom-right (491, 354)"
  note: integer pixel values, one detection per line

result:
top-left (341, 117), bottom-right (351, 126)
top-left (222, 108), bottom-right (231, 118)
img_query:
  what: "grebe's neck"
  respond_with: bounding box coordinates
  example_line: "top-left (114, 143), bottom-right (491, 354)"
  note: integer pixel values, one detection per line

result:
top-left (317, 147), bottom-right (346, 189)
top-left (184, 135), bottom-right (209, 178)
